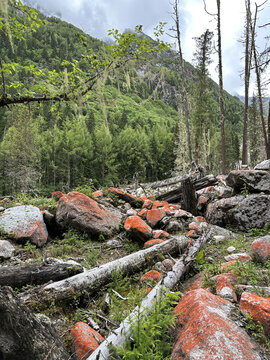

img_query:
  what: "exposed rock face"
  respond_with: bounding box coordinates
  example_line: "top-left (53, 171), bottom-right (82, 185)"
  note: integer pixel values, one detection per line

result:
top-left (254, 159), bottom-right (270, 171)
top-left (146, 208), bottom-right (166, 228)
top-left (124, 215), bottom-right (153, 242)
top-left (71, 322), bottom-right (104, 359)
top-left (144, 239), bottom-right (164, 248)
top-left (240, 292), bottom-right (270, 335)
top-left (206, 194), bottom-right (270, 231)
top-left (226, 170), bottom-right (270, 194)
top-left (251, 236), bottom-right (270, 263)
top-left (0, 240), bottom-right (15, 259)
top-left (140, 270), bottom-right (162, 284)
top-left (0, 205), bottom-right (48, 247)
top-left (55, 192), bottom-right (120, 236)
top-left (171, 289), bottom-right (262, 360)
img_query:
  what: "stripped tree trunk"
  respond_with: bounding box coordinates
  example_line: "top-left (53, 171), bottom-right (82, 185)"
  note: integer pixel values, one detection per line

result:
top-left (88, 231), bottom-right (212, 360)
top-left (20, 236), bottom-right (188, 308)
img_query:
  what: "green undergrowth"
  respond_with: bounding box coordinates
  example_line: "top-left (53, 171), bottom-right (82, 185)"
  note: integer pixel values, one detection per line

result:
top-left (244, 314), bottom-right (270, 352)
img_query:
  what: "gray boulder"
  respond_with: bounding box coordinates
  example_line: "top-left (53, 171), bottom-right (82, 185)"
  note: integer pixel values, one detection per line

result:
top-left (56, 191), bottom-right (120, 236)
top-left (0, 205), bottom-right (48, 247)
top-left (254, 159), bottom-right (270, 171)
top-left (226, 169), bottom-right (270, 194)
top-left (0, 240), bottom-right (15, 259)
top-left (206, 194), bottom-right (270, 231)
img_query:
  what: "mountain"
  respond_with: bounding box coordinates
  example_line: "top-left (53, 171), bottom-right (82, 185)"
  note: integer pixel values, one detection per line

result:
top-left (235, 93), bottom-right (270, 106)
top-left (0, 6), bottom-right (244, 195)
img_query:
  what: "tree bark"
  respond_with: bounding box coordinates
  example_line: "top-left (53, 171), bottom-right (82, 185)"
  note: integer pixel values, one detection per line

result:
top-left (0, 286), bottom-right (69, 360)
top-left (181, 177), bottom-right (197, 215)
top-left (20, 236), bottom-right (188, 308)
top-left (87, 230), bottom-right (212, 360)
top-left (0, 260), bottom-right (83, 288)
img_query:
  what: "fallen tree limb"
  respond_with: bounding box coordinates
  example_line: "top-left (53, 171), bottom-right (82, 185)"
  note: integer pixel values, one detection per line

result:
top-left (0, 286), bottom-right (69, 360)
top-left (156, 174), bottom-right (217, 203)
top-left (0, 260), bottom-right (83, 288)
top-left (88, 230), bottom-right (212, 360)
top-left (20, 236), bottom-right (188, 307)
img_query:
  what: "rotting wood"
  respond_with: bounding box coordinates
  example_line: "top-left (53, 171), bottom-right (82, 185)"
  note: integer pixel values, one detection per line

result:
top-left (0, 286), bottom-right (69, 360)
top-left (0, 260), bottom-right (83, 288)
top-left (20, 236), bottom-right (188, 307)
top-left (156, 174), bottom-right (217, 203)
top-left (87, 230), bottom-right (212, 360)
top-left (181, 177), bottom-right (197, 215)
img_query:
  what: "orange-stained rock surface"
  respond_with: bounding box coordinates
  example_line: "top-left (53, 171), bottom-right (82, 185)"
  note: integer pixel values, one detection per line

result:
top-left (142, 199), bottom-right (153, 209)
top-left (187, 230), bottom-right (197, 238)
top-left (71, 322), bottom-right (104, 360)
top-left (152, 201), bottom-right (167, 209)
top-left (221, 253), bottom-right (252, 271)
top-left (188, 222), bottom-right (202, 233)
top-left (198, 195), bottom-right (209, 204)
top-left (216, 273), bottom-right (237, 302)
top-left (162, 258), bottom-right (175, 270)
top-left (137, 208), bottom-right (148, 218)
top-left (240, 292), bottom-right (270, 335)
top-left (140, 270), bottom-right (162, 284)
top-left (153, 230), bottom-right (170, 239)
top-left (144, 238), bottom-right (164, 248)
top-left (55, 191), bottom-right (120, 236)
top-left (171, 289), bottom-right (262, 360)
top-left (52, 191), bottom-right (64, 201)
top-left (195, 216), bottom-right (206, 222)
top-left (174, 209), bottom-right (193, 218)
top-left (251, 236), bottom-right (270, 262)
top-left (92, 190), bottom-right (103, 197)
top-left (146, 207), bottom-right (166, 228)
top-left (124, 215), bottom-right (152, 242)
top-left (107, 187), bottom-right (143, 205)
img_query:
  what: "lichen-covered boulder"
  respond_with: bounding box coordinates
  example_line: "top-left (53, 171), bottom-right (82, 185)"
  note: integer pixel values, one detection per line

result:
top-left (55, 192), bottom-right (120, 237)
top-left (144, 238), bottom-right (164, 248)
top-left (251, 236), bottom-right (270, 263)
top-left (124, 215), bottom-right (152, 242)
top-left (226, 169), bottom-right (270, 194)
top-left (0, 205), bottom-right (48, 247)
top-left (240, 292), bottom-right (270, 335)
top-left (146, 207), bottom-right (166, 228)
top-left (140, 270), bottom-right (162, 284)
top-left (71, 322), bottom-right (104, 359)
top-left (206, 194), bottom-right (270, 231)
top-left (171, 289), bottom-right (262, 360)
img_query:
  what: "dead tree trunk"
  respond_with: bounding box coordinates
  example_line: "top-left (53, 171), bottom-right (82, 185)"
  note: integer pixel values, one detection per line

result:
top-left (0, 260), bottom-right (83, 288)
top-left (181, 177), bottom-right (197, 215)
top-left (0, 286), bottom-right (69, 360)
top-left (20, 236), bottom-right (188, 308)
top-left (88, 230), bottom-right (212, 360)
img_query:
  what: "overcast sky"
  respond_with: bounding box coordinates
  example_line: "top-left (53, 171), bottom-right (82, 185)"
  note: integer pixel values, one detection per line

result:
top-left (24, 0), bottom-right (270, 96)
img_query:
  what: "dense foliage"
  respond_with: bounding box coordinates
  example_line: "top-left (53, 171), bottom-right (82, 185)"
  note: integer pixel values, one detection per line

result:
top-left (0, 4), bottom-right (246, 195)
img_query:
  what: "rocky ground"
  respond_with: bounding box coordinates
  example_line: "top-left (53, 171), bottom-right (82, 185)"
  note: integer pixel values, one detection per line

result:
top-left (0, 160), bottom-right (270, 360)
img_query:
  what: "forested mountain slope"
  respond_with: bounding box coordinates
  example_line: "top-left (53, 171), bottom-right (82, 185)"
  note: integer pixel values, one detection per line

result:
top-left (0, 10), bottom-right (244, 195)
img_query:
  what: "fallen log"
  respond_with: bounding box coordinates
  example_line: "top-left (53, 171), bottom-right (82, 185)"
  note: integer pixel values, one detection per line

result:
top-left (156, 174), bottom-right (218, 202)
top-left (0, 286), bottom-right (69, 360)
top-left (181, 177), bottom-right (197, 215)
top-left (88, 230), bottom-right (212, 360)
top-left (0, 260), bottom-right (83, 288)
top-left (20, 236), bottom-right (188, 307)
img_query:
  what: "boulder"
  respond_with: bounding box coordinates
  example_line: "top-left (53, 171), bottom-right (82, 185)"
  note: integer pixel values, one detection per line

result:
top-left (251, 236), bottom-right (270, 263)
top-left (206, 194), bottom-right (270, 231)
top-left (0, 240), bottom-right (15, 259)
top-left (0, 205), bottom-right (48, 247)
top-left (140, 270), bottom-right (162, 284)
top-left (124, 215), bottom-right (152, 242)
top-left (71, 322), bottom-right (104, 359)
top-left (146, 207), bottom-right (166, 228)
top-left (172, 289), bottom-right (262, 360)
top-left (240, 292), bottom-right (270, 335)
top-left (226, 170), bottom-right (270, 194)
top-left (254, 159), bottom-right (270, 171)
top-left (216, 273), bottom-right (237, 302)
top-left (144, 239), bottom-right (164, 248)
top-left (55, 192), bottom-right (120, 237)
top-left (152, 230), bottom-right (170, 239)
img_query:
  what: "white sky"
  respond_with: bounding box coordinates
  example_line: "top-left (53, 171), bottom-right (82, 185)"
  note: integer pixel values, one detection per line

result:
top-left (24, 0), bottom-right (270, 96)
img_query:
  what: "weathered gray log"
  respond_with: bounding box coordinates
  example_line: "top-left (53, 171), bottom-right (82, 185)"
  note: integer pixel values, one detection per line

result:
top-left (0, 286), bottom-right (69, 360)
top-left (156, 174), bottom-right (217, 202)
top-left (20, 236), bottom-right (188, 308)
top-left (88, 230), bottom-right (212, 360)
top-left (0, 195), bottom-right (14, 200)
top-left (181, 177), bottom-right (197, 215)
top-left (143, 175), bottom-right (187, 190)
top-left (0, 260), bottom-right (83, 288)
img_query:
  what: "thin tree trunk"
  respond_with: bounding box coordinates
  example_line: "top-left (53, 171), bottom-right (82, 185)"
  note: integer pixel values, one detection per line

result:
top-left (217, 0), bottom-right (226, 173)
top-left (20, 236), bottom-right (188, 307)
top-left (87, 230), bottom-right (212, 360)
top-left (268, 101), bottom-right (270, 157)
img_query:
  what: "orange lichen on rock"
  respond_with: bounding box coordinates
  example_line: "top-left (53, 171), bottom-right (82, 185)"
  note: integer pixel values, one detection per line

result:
top-left (142, 199), bottom-right (153, 209)
top-left (92, 190), bottom-right (103, 197)
top-left (188, 222), bottom-right (202, 233)
top-left (138, 208), bottom-right (148, 218)
top-left (144, 238), bottom-right (164, 248)
top-left (251, 236), bottom-right (270, 262)
top-left (52, 191), bottom-right (64, 201)
top-left (140, 270), bottom-right (162, 283)
top-left (216, 273), bottom-right (237, 302)
top-left (187, 230), bottom-right (196, 238)
top-left (198, 195), bottom-right (209, 204)
top-left (162, 258), bottom-right (175, 270)
top-left (146, 208), bottom-right (166, 228)
top-left (153, 230), bottom-right (170, 239)
top-left (171, 288), bottom-right (262, 360)
top-left (240, 292), bottom-right (270, 335)
top-left (71, 322), bottom-right (104, 360)
top-left (195, 216), bottom-right (206, 222)
top-left (108, 187), bottom-right (142, 205)
top-left (124, 215), bottom-right (152, 242)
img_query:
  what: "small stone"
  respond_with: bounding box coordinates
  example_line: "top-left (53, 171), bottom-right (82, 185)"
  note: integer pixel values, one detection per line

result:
top-left (140, 270), bottom-right (162, 284)
top-left (0, 240), bottom-right (15, 259)
top-left (214, 235), bottom-right (226, 243)
top-left (227, 246), bottom-right (236, 253)
top-left (224, 253), bottom-right (251, 262)
top-left (126, 209), bottom-right (137, 216)
top-left (251, 235), bottom-right (270, 263)
top-left (144, 239), bottom-right (164, 248)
